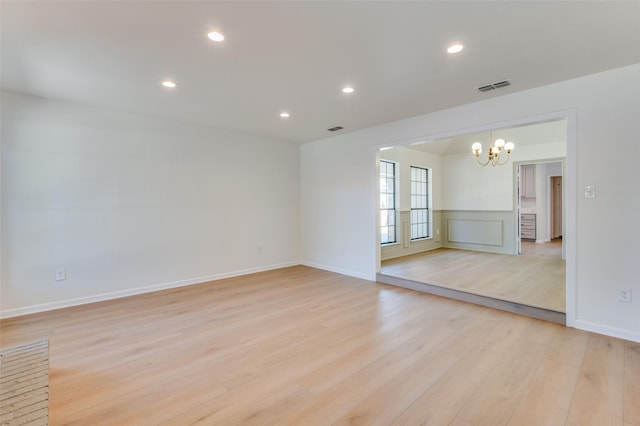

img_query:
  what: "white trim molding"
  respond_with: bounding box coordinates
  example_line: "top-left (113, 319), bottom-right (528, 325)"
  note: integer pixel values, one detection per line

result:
top-left (300, 261), bottom-right (375, 282)
top-left (0, 262), bottom-right (299, 319)
top-left (574, 320), bottom-right (640, 344)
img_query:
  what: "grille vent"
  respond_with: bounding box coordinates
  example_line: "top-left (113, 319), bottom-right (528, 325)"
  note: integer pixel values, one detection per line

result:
top-left (327, 126), bottom-right (344, 132)
top-left (477, 80), bottom-right (511, 93)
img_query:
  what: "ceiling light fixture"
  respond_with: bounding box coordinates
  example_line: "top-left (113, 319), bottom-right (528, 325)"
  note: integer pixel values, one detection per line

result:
top-left (471, 131), bottom-right (515, 167)
top-left (447, 43), bottom-right (464, 54)
top-left (280, 112), bottom-right (290, 118)
top-left (161, 81), bottom-right (176, 88)
top-left (207, 31), bottom-right (225, 42)
top-left (342, 87), bottom-right (354, 94)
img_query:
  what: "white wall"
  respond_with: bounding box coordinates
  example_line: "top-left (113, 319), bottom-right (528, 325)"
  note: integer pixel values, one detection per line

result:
top-left (300, 138), bottom-right (377, 279)
top-left (443, 153), bottom-right (512, 211)
top-left (442, 141), bottom-right (565, 211)
top-left (1, 91), bottom-right (300, 317)
top-left (300, 63), bottom-right (640, 342)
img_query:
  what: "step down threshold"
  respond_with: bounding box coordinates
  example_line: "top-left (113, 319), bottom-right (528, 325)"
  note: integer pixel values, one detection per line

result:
top-left (376, 273), bottom-right (566, 325)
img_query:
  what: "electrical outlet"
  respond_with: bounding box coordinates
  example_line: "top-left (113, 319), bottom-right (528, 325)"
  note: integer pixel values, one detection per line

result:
top-left (618, 288), bottom-right (632, 303)
top-left (55, 268), bottom-right (66, 281)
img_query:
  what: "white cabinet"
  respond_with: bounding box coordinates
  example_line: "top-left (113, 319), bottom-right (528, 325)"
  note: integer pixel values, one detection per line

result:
top-left (521, 214), bottom-right (536, 240)
top-left (521, 165), bottom-right (536, 198)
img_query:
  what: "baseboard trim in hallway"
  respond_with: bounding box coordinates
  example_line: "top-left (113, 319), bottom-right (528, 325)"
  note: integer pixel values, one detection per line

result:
top-left (376, 273), bottom-right (566, 325)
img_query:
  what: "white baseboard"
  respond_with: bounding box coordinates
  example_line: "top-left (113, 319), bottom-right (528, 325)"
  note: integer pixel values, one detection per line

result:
top-left (300, 261), bottom-right (375, 282)
top-left (574, 319), bottom-right (640, 343)
top-left (0, 261), bottom-right (299, 319)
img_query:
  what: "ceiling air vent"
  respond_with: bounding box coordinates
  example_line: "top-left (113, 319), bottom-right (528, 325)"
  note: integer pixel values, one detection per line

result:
top-left (477, 79), bottom-right (511, 93)
top-left (493, 80), bottom-right (511, 88)
top-left (327, 126), bottom-right (344, 132)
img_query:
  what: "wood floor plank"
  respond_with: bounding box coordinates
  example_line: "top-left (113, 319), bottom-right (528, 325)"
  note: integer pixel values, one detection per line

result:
top-left (55, 366), bottom-right (228, 425)
top-left (624, 341), bottom-right (640, 426)
top-left (334, 311), bottom-right (502, 426)
top-left (565, 333), bottom-right (626, 425)
top-left (450, 336), bottom-right (550, 425)
top-left (276, 327), bottom-right (458, 425)
top-left (296, 322), bottom-right (422, 396)
top-left (381, 241), bottom-right (565, 312)
top-left (333, 348), bottom-right (459, 426)
top-left (392, 348), bottom-right (504, 425)
top-left (0, 265), bottom-right (636, 425)
top-left (217, 384), bottom-right (315, 426)
top-left (504, 326), bottom-right (590, 426)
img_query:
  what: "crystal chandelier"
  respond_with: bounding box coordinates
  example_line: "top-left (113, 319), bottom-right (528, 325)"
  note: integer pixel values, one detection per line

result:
top-left (471, 131), bottom-right (515, 167)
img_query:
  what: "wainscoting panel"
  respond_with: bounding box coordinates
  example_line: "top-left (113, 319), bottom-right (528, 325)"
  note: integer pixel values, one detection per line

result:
top-left (448, 219), bottom-right (503, 246)
top-left (380, 210), bottom-right (515, 259)
top-left (442, 210), bottom-right (516, 255)
top-left (380, 211), bottom-right (443, 261)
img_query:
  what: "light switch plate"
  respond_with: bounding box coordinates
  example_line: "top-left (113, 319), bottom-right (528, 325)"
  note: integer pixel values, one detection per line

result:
top-left (584, 185), bottom-right (596, 199)
top-left (55, 268), bottom-right (66, 281)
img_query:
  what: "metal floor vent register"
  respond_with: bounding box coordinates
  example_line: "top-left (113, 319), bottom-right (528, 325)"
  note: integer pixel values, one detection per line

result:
top-left (0, 339), bottom-right (49, 425)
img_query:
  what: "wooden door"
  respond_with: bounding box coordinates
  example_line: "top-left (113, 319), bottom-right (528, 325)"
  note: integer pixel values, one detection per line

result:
top-left (551, 176), bottom-right (562, 239)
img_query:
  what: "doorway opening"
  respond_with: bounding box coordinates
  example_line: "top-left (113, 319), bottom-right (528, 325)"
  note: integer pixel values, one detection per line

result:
top-left (516, 160), bottom-right (564, 261)
top-left (377, 118), bottom-right (569, 322)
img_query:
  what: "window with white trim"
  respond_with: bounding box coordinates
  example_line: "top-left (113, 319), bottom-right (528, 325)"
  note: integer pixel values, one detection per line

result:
top-left (380, 160), bottom-right (396, 244)
top-left (410, 166), bottom-right (430, 239)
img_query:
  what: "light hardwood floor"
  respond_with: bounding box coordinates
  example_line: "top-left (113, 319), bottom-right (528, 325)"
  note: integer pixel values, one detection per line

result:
top-left (380, 240), bottom-right (566, 312)
top-left (1, 266), bottom-right (637, 425)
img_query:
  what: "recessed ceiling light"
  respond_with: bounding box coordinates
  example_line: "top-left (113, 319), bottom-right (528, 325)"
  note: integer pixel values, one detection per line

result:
top-left (342, 87), bottom-right (354, 94)
top-left (207, 31), bottom-right (225, 42)
top-left (447, 43), bottom-right (464, 54)
top-left (280, 112), bottom-right (290, 118)
top-left (162, 81), bottom-right (176, 88)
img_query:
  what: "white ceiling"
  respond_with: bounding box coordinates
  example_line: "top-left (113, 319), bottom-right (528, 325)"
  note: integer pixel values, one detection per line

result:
top-left (2, 1), bottom-right (639, 144)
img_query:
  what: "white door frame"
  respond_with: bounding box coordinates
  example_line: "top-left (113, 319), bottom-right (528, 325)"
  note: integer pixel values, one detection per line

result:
top-left (375, 109), bottom-right (577, 326)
